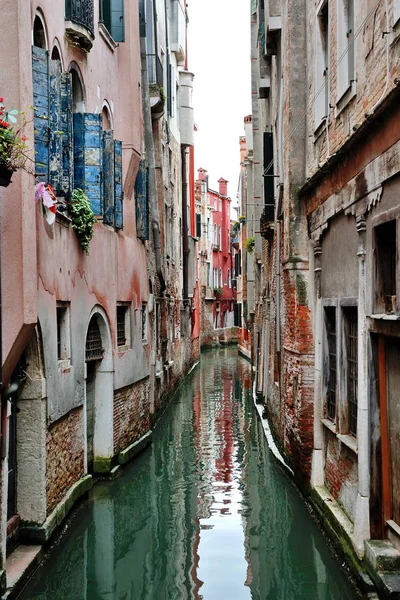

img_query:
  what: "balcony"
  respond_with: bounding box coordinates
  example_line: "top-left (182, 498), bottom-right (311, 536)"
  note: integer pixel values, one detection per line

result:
top-left (260, 206), bottom-right (275, 239)
top-left (65, 0), bottom-right (95, 51)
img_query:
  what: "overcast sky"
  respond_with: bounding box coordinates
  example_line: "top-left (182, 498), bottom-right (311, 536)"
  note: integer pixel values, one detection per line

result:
top-left (187, 0), bottom-right (251, 205)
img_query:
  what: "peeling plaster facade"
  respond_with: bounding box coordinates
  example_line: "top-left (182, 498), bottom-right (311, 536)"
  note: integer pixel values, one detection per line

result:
top-left (248, 0), bottom-right (400, 591)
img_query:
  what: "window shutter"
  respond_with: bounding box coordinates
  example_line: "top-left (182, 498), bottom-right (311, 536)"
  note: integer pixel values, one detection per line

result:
top-left (49, 61), bottom-right (62, 192)
top-left (49, 67), bottom-right (73, 199)
top-left (196, 213), bottom-right (201, 238)
top-left (32, 46), bottom-right (49, 182)
top-left (102, 130), bottom-right (115, 225)
top-left (135, 160), bottom-right (149, 240)
top-left (114, 139), bottom-right (123, 229)
top-left (60, 73), bottom-right (73, 199)
top-left (73, 113), bottom-right (103, 215)
top-left (110, 0), bottom-right (125, 42)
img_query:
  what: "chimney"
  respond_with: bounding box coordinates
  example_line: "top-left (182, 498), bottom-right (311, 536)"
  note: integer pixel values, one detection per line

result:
top-left (218, 177), bottom-right (228, 197)
top-left (197, 167), bottom-right (207, 181)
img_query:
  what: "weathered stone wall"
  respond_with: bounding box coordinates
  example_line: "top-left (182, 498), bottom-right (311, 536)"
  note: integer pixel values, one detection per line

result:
top-left (324, 432), bottom-right (358, 522)
top-left (113, 379), bottom-right (150, 455)
top-left (46, 408), bottom-right (84, 515)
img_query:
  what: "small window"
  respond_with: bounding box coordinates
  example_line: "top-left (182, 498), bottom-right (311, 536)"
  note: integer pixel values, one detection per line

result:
top-left (315, 1), bottom-right (329, 125)
top-left (206, 262), bottom-right (211, 287)
top-left (56, 303), bottom-right (71, 362)
top-left (219, 268), bottom-right (223, 287)
top-left (344, 307), bottom-right (358, 436)
top-left (141, 303), bottom-right (147, 342)
top-left (375, 220), bottom-right (397, 314)
top-left (33, 14), bottom-right (47, 49)
top-left (325, 307), bottom-right (337, 421)
top-left (228, 269), bottom-right (231, 288)
top-left (117, 305), bottom-right (128, 346)
top-left (100, 0), bottom-right (125, 42)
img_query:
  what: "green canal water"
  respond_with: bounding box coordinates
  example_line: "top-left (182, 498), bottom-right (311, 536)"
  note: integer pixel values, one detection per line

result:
top-left (21, 348), bottom-right (358, 600)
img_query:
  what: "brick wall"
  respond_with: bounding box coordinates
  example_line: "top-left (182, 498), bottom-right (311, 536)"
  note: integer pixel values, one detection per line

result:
top-left (46, 407), bottom-right (84, 515)
top-left (113, 378), bottom-right (150, 454)
top-left (324, 431), bottom-right (358, 522)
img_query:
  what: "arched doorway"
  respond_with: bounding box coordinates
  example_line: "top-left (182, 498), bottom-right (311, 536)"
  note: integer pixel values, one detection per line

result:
top-left (84, 308), bottom-right (114, 474)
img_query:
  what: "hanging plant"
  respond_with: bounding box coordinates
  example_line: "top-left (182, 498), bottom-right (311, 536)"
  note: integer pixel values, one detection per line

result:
top-left (70, 188), bottom-right (96, 254)
top-left (238, 215), bottom-right (246, 223)
top-left (0, 97), bottom-right (32, 186)
top-left (213, 286), bottom-right (223, 297)
top-left (232, 221), bottom-right (240, 235)
top-left (244, 236), bottom-right (255, 253)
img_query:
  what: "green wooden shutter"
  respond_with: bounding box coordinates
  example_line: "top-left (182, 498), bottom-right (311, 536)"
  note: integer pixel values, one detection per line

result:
top-left (102, 130), bottom-right (115, 225)
top-left (135, 160), bottom-right (149, 240)
top-left (32, 46), bottom-right (49, 182)
top-left (114, 139), bottom-right (123, 229)
top-left (73, 113), bottom-right (103, 215)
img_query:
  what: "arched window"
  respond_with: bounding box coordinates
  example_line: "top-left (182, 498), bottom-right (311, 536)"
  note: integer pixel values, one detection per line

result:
top-left (228, 269), bottom-right (231, 288)
top-left (33, 14), bottom-right (47, 49)
top-left (102, 105), bottom-right (112, 131)
top-left (219, 268), bottom-right (222, 287)
top-left (71, 68), bottom-right (85, 113)
top-left (51, 45), bottom-right (61, 63)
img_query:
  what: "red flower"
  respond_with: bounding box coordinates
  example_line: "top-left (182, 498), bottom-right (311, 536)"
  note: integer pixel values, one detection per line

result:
top-left (0, 98), bottom-right (4, 103)
top-left (0, 119), bottom-right (10, 128)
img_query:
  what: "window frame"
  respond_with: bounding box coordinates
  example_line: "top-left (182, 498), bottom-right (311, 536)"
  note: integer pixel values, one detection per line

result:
top-left (116, 303), bottom-right (131, 349)
top-left (56, 301), bottom-right (71, 368)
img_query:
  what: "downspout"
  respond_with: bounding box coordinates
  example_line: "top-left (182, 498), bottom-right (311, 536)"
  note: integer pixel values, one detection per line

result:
top-left (139, 14), bottom-right (166, 294)
top-left (181, 146), bottom-right (189, 300)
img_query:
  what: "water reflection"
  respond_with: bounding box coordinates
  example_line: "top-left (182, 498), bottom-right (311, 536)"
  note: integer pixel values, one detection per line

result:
top-left (23, 348), bottom-right (356, 600)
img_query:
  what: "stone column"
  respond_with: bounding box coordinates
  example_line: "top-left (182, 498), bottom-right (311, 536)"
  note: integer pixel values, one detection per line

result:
top-left (352, 214), bottom-right (370, 555)
top-left (311, 240), bottom-right (324, 487)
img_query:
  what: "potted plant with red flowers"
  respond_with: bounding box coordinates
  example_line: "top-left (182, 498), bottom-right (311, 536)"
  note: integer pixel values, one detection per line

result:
top-left (0, 97), bottom-right (30, 187)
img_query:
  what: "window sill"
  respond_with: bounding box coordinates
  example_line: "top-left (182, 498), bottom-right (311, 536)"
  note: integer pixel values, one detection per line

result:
top-left (321, 418), bottom-right (337, 434)
top-left (117, 344), bottom-right (130, 354)
top-left (98, 22), bottom-right (118, 51)
top-left (337, 433), bottom-right (358, 455)
top-left (56, 211), bottom-right (72, 228)
top-left (368, 313), bottom-right (400, 321)
top-left (335, 81), bottom-right (356, 118)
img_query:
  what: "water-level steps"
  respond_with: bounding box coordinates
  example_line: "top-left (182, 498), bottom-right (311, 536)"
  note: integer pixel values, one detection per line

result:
top-left (365, 540), bottom-right (400, 599)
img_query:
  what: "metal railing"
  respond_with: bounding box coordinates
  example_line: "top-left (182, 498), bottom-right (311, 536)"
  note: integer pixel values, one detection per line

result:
top-left (65, 0), bottom-right (94, 37)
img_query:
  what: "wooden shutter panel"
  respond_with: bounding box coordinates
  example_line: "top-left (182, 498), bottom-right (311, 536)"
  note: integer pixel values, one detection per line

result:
top-left (111, 0), bottom-right (125, 42)
top-left (114, 139), bottom-right (123, 229)
top-left (49, 67), bottom-right (73, 199)
top-left (32, 46), bottom-right (49, 182)
top-left (135, 160), bottom-right (149, 240)
top-left (49, 61), bottom-right (62, 192)
top-left (102, 130), bottom-right (115, 225)
top-left (73, 113), bottom-right (103, 215)
top-left (60, 73), bottom-right (73, 199)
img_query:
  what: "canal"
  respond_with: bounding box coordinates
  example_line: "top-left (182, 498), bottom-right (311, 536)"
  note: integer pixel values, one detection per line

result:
top-left (21, 347), bottom-right (358, 600)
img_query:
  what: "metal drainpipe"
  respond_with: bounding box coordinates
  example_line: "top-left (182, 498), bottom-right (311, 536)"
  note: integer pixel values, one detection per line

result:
top-left (139, 14), bottom-right (166, 294)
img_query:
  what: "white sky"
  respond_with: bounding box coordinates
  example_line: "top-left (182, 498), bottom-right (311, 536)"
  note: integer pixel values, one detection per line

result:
top-left (187, 0), bottom-right (251, 206)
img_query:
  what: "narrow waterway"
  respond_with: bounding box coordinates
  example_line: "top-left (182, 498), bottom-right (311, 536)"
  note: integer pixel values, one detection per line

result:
top-left (21, 348), bottom-right (357, 600)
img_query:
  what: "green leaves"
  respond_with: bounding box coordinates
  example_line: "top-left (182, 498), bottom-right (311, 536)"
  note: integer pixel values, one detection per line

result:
top-left (70, 188), bottom-right (96, 254)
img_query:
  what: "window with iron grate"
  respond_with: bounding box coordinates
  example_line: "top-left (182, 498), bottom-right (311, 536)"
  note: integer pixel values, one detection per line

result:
top-left (344, 307), bottom-right (358, 436)
top-left (325, 307), bottom-right (337, 422)
top-left (116, 305), bottom-right (127, 346)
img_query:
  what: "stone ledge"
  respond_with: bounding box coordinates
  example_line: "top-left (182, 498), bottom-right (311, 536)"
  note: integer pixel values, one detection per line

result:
top-left (118, 431), bottom-right (152, 465)
top-left (365, 540), bottom-right (400, 572)
top-left (19, 475), bottom-right (93, 544)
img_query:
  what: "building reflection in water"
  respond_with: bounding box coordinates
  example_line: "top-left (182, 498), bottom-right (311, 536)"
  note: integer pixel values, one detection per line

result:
top-left (23, 348), bottom-right (355, 600)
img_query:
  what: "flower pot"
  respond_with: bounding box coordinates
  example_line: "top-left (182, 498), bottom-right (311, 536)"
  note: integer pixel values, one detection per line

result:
top-left (0, 162), bottom-right (14, 187)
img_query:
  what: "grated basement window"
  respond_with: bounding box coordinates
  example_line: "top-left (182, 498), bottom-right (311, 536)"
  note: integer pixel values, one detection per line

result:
top-left (86, 318), bottom-right (104, 361)
top-left (117, 306), bottom-right (127, 346)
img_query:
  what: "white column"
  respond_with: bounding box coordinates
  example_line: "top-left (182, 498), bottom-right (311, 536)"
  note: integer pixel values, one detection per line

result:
top-left (352, 214), bottom-right (370, 555)
top-left (311, 241), bottom-right (324, 487)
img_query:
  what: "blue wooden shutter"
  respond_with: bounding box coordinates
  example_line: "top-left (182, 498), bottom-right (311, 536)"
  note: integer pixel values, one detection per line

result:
top-left (114, 140), bottom-right (123, 229)
top-left (49, 61), bottom-right (62, 192)
top-left (111, 0), bottom-right (125, 42)
top-left (49, 68), bottom-right (73, 199)
top-left (60, 73), bottom-right (73, 199)
top-left (32, 46), bottom-right (49, 182)
top-left (73, 113), bottom-right (103, 215)
top-left (102, 130), bottom-right (115, 225)
top-left (135, 160), bottom-right (149, 240)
